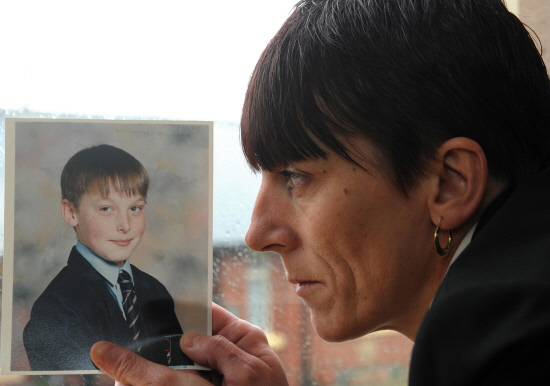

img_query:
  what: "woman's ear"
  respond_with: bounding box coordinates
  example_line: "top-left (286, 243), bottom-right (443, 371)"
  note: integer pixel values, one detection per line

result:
top-left (427, 137), bottom-right (488, 230)
top-left (61, 199), bottom-right (79, 227)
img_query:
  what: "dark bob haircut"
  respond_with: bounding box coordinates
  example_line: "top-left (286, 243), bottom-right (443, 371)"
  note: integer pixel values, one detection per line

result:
top-left (241, 0), bottom-right (550, 193)
top-left (61, 144), bottom-right (149, 208)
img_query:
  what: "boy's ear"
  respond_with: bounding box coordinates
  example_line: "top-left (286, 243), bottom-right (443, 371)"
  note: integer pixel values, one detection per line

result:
top-left (61, 199), bottom-right (79, 227)
top-left (426, 137), bottom-right (488, 230)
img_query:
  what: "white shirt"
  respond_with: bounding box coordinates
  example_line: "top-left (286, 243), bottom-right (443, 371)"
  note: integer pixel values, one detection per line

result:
top-left (444, 221), bottom-right (478, 276)
top-left (76, 241), bottom-right (134, 319)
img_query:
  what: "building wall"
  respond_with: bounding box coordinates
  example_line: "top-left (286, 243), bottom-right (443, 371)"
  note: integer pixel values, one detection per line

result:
top-left (520, 0), bottom-right (550, 66)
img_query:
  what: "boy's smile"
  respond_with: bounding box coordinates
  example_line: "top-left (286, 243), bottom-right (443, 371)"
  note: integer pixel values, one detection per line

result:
top-left (61, 190), bottom-right (146, 267)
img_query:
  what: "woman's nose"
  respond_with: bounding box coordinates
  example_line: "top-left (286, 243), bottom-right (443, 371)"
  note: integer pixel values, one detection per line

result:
top-left (245, 173), bottom-right (297, 253)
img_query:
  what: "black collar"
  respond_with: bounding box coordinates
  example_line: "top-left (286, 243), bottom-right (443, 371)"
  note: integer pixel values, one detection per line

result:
top-left (473, 184), bottom-right (516, 238)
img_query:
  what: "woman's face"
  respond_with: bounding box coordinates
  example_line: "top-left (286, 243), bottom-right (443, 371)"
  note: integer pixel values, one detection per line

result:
top-left (245, 149), bottom-right (443, 341)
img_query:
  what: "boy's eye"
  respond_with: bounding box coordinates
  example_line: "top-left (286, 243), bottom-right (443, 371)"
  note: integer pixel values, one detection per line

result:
top-left (130, 206), bottom-right (143, 212)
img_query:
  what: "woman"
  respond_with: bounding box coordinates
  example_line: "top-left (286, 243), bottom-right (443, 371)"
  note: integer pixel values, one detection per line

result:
top-left (91, 0), bottom-right (550, 384)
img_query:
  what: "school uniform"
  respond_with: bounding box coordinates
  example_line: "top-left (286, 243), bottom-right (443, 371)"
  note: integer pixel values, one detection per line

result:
top-left (23, 246), bottom-right (193, 371)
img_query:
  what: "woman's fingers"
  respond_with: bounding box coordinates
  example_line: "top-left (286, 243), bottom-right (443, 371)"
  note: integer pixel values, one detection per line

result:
top-left (90, 341), bottom-right (210, 386)
top-left (180, 305), bottom-right (288, 386)
top-left (90, 304), bottom-right (288, 386)
top-left (210, 303), bottom-right (272, 353)
top-left (181, 332), bottom-right (288, 386)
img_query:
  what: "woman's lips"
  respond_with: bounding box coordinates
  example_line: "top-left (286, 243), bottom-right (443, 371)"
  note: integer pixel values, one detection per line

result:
top-left (295, 281), bottom-right (322, 297)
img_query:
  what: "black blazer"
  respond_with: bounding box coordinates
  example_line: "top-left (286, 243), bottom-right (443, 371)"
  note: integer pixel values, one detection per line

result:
top-left (410, 167), bottom-right (550, 385)
top-left (23, 247), bottom-right (193, 370)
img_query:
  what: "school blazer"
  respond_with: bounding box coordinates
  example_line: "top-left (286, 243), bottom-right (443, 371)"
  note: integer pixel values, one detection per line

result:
top-left (23, 247), bottom-right (192, 371)
top-left (410, 167), bottom-right (550, 385)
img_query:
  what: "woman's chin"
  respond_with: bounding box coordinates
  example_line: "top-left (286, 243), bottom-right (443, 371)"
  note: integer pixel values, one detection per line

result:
top-left (310, 312), bottom-right (370, 343)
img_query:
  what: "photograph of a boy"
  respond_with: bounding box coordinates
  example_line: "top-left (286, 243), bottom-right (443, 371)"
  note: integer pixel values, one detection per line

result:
top-left (22, 144), bottom-right (193, 371)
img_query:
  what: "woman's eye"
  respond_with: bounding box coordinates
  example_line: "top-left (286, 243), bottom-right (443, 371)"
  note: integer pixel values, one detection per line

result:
top-left (281, 171), bottom-right (306, 191)
top-left (99, 207), bottom-right (111, 212)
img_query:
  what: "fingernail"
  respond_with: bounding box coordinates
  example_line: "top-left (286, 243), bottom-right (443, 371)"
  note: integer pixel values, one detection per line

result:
top-left (182, 333), bottom-right (197, 348)
top-left (91, 341), bottom-right (114, 365)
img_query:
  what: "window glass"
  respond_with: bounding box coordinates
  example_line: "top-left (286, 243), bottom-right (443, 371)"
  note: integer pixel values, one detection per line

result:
top-left (0, 1), bottom-right (546, 385)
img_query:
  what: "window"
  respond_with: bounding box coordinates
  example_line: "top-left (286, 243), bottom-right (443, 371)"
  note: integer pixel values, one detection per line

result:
top-left (0, 1), bottom-right (546, 385)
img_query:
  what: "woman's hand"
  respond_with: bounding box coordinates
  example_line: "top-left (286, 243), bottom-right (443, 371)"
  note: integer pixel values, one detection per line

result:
top-left (90, 303), bottom-right (289, 386)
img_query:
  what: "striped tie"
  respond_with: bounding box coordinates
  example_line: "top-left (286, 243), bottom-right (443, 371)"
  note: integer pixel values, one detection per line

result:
top-left (117, 270), bottom-right (141, 352)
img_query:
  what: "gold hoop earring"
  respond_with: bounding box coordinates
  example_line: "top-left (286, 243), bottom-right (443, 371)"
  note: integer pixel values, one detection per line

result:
top-left (434, 217), bottom-right (452, 257)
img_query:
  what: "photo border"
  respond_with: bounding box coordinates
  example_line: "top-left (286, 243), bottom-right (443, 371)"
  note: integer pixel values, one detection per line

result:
top-left (1, 118), bottom-right (213, 375)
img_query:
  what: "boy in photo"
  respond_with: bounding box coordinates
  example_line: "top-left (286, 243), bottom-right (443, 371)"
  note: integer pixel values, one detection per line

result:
top-left (23, 144), bottom-right (193, 371)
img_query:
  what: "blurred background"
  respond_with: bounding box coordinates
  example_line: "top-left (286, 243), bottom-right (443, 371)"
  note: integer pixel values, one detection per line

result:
top-left (0, 0), bottom-right (548, 385)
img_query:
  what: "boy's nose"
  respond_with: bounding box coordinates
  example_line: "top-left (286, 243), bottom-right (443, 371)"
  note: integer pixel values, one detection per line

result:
top-left (117, 214), bottom-right (131, 233)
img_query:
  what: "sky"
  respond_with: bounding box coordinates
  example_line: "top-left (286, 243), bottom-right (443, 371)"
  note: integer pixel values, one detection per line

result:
top-left (0, 0), bottom-right (299, 246)
top-left (0, 0), bottom-right (298, 121)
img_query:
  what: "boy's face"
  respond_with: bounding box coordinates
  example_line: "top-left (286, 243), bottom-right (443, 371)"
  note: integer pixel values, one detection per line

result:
top-left (62, 189), bottom-right (146, 267)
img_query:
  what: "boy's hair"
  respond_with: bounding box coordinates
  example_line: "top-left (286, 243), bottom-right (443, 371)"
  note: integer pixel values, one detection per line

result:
top-left (61, 144), bottom-right (149, 208)
top-left (241, 0), bottom-right (550, 193)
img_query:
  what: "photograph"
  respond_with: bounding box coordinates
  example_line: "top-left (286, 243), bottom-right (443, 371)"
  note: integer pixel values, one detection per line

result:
top-left (0, 118), bottom-right (213, 375)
